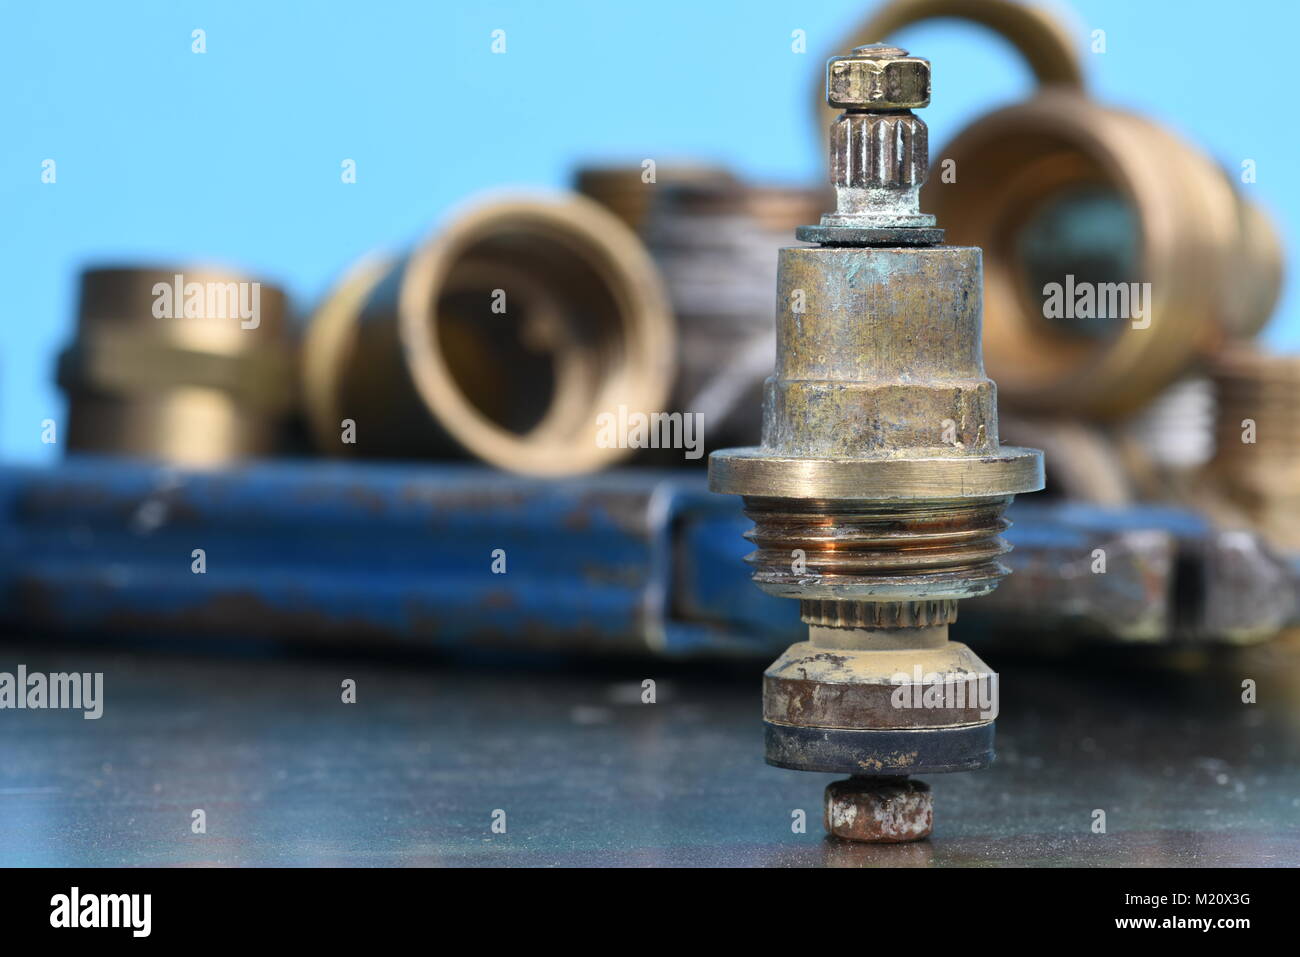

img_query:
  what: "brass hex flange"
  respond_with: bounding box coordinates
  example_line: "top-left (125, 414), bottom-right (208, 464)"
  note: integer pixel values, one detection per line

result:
top-left (709, 450), bottom-right (1042, 500)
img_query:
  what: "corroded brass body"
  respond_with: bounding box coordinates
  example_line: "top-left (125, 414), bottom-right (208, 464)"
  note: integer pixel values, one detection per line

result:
top-left (58, 266), bottom-right (295, 465)
top-left (302, 194), bottom-right (674, 476)
top-left (710, 44), bottom-right (1043, 842)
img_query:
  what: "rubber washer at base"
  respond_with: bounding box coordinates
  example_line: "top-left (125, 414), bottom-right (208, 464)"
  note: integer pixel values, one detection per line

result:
top-left (764, 721), bottom-right (995, 775)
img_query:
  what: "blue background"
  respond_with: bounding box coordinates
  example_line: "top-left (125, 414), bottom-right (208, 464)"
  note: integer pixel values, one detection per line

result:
top-left (2, 0), bottom-right (1295, 462)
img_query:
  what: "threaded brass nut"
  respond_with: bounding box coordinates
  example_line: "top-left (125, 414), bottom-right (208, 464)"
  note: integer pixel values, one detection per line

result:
top-left (827, 45), bottom-right (930, 111)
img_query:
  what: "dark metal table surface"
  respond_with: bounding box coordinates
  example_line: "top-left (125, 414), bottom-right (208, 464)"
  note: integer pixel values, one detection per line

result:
top-left (1, 638), bottom-right (1297, 867)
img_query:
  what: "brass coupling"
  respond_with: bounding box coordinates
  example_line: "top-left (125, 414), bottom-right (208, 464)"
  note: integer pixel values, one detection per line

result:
top-left (57, 265), bottom-right (295, 466)
top-left (1207, 348), bottom-right (1300, 553)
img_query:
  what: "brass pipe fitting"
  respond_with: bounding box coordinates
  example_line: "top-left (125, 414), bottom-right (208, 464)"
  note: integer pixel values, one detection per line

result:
top-left (829, 0), bottom-right (1283, 420)
top-left (302, 194), bottom-right (674, 476)
top-left (927, 96), bottom-right (1281, 419)
top-left (57, 265), bottom-right (295, 465)
top-left (710, 44), bottom-right (1043, 842)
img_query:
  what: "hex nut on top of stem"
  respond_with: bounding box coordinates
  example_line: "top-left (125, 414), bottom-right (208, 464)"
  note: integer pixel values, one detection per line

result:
top-left (827, 44), bottom-right (931, 110)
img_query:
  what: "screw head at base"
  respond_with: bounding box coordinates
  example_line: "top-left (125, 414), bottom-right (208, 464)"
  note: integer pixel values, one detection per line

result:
top-left (825, 776), bottom-right (933, 843)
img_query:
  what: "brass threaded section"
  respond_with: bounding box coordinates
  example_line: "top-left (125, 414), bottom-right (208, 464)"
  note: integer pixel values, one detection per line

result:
top-left (1209, 350), bottom-right (1300, 551)
top-left (830, 112), bottom-right (928, 189)
top-left (741, 496), bottom-right (1013, 590)
top-left (799, 598), bottom-right (958, 628)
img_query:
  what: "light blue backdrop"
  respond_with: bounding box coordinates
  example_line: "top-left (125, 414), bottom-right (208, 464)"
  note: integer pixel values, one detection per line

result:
top-left (2, 0), bottom-right (1295, 462)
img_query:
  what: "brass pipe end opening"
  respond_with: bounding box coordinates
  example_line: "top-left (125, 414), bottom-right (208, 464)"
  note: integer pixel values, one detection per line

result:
top-left (303, 193), bottom-right (675, 475)
top-left (926, 93), bottom-right (1282, 419)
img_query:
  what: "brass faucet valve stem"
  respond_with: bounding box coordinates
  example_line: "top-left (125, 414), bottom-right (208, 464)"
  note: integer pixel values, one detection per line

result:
top-left (709, 45), bottom-right (1043, 842)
